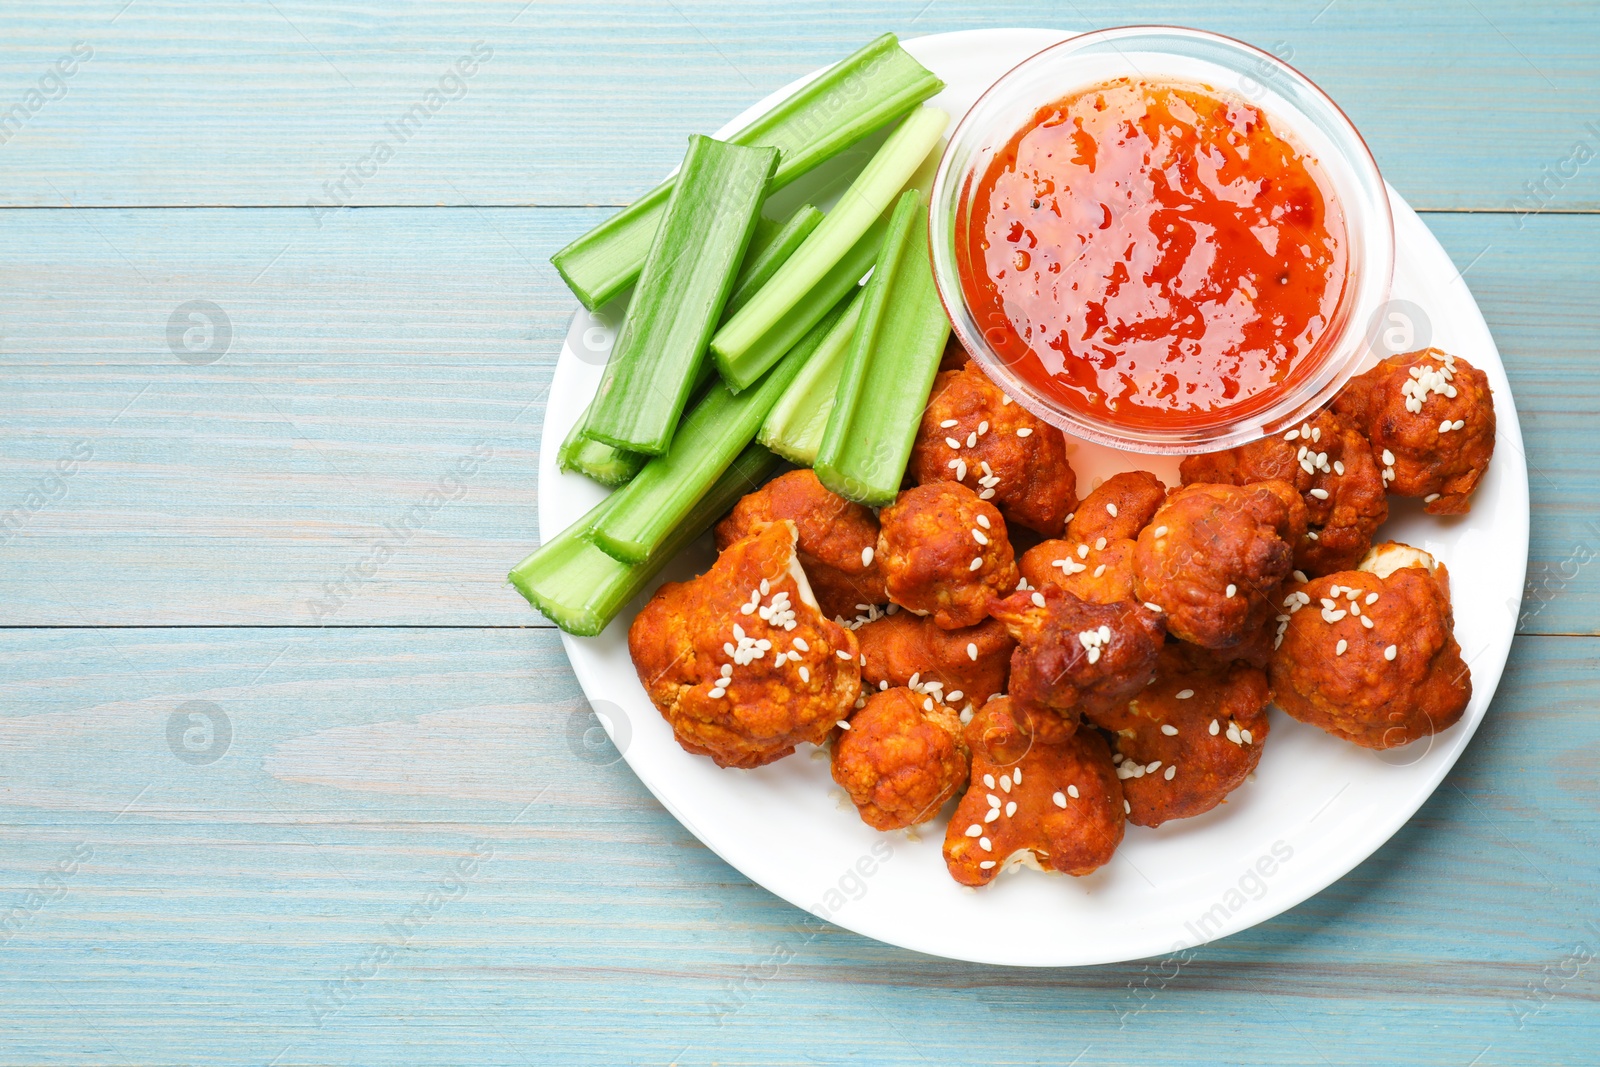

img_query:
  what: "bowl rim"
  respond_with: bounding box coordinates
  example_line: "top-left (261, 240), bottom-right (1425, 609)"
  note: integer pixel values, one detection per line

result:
top-left (926, 23), bottom-right (1397, 455)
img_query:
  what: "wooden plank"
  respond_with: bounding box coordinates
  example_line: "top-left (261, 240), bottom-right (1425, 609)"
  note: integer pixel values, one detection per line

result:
top-left (0, 207), bottom-right (1593, 632)
top-left (0, 1), bottom-right (1592, 211)
top-left (0, 626), bottom-right (1593, 1065)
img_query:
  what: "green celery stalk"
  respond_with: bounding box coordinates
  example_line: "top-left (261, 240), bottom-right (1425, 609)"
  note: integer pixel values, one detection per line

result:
top-left (509, 444), bottom-right (780, 636)
top-left (723, 204), bottom-right (823, 322)
top-left (711, 106), bottom-right (948, 390)
top-left (757, 288), bottom-right (864, 464)
top-left (815, 187), bottom-right (950, 506)
top-left (550, 34), bottom-right (944, 311)
top-left (591, 298), bottom-right (851, 564)
top-left (558, 412), bottom-right (646, 487)
top-left (583, 135), bottom-right (778, 455)
top-left (560, 207), bottom-right (809, 487)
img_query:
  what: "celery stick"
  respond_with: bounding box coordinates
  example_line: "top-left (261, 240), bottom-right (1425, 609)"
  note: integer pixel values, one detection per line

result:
top-left (815, 188), bottom-right (950, 506)
top-left (723, 205), bottom-right (823, 322)
top-left (757, 288), bottom-right (864, 464)
top-left (710, 106), bottom-right (947, 388)
top-left (509, 444), bottom-right (780, 636)
top-left (558, 411), bottom-right (646, 487)
top-left (591, 299), bottom-right (850, 564)
top-left (583, 135), bottom-right (777, 455)
top-left (550, 34), bottom-right (944, 311)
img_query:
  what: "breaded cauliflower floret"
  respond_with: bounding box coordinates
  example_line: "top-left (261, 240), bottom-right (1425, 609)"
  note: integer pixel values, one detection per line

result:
top-left (1133, 481), bottom-right (1306, 650)
top-left (943, 696), bottom-right (1124, 886)
top-left (1092, 644), bottom-right (1270, 827)
top-left (877, 481), bottom-right (1019, 629)
top-left (855, 611), bottom-right (1013, 714)
top-left (715, 469), bottom-right (886, 621)
top-left (910, 361), bottom-right (1078, 536)
top-left (1018, 472), bottom-right (1167, 605)
top-left (989, 586), bottom-right (1165, 722)
top-left (1331, 348), bottom-right (1496, 514)
top-left (1179, 408), bottom-right (1388, 576)
top-left (628, 521), bottom-right (861, 769)
top-left (831, 687), bottom-right (969, 831)
top-left (1270, 542), bottom-right (1470, 749)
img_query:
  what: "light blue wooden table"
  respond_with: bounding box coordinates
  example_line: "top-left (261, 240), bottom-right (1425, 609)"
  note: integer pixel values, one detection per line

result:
top-left (1, 3), bottom-right (1595, 1064)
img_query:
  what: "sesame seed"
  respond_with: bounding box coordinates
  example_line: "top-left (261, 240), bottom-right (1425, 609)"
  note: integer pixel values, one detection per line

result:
top-left (1125, 800), bottom-right (1132, 814)
top-left (1144, 602), bottom-right (1163, 613)
top-left (969, 557), bottom-right (983, 572)
top-left (967, 643), bottom-right (979, 661)
top-left (1322, 608), bottom-right (1347, 623)
top-left (1334, 460), bottom-right (1345, 475)
top-left (1176, 689), bottom-right (1194, 700)
top-left (1209, 719), bottom-right (1220, 735)
top-left (1031, 592), bottom-right (1046, 608)
top-left (965, 824), bottom-right (983, 837)
top-left (1107, 502), bottom-right (1119, 517)
top-left (1161, 724), bottom-right (1179, 736)
top-left (1005, 801), bottom-right (1017, 817)
top-left (978, 421), bottom-right (990, 435)
top-left (1164, 765), bottom-right (1177, 780)
top-left (1093, 564), bottom-right (1106, 578)
top-left (1382, 449), bottom-right (1395, 466)
top-left (1052, 792), bottom-right (1067, 808)
top-left (1147, 761), bottom-right (1162, 772)
top-left (1000, 776), bottom-right (1012, 794)
top-left (972, 529), bottom-right (989, 546)
top-left (1095, 537), bottom-right (1108, 551)
top-left (1016, 428), bottom-right (1033, 437)
top-left (759, 580), bottom-right (769, 596)
top-left (1013, 769), bottom-right (1022, 784)
top-left (1384, 644), bottom-right (1397, 660)
top-left (966, 432), bottom-right (978, 448)
top-left (1312, 426), bottom-right (1322, 442)
top-left (799, 666), bottom-right (811, 682)
top-left (1293, 570), bottom-right (1309, 584)
top-left (1424, 493), bottom-right (1440, 503)
top-left (793, 637), bottom-right (810, 652)
top-left (923, 697), bottom-right (933, 711)
top-left (983, 774), bottom-right (995, 789)
top-left (940, 419), bottom-right (958, 428)
top-left (976, 514), bottom-right (991, 530)
top-left (1285, 429), bottom-right (1300, 441)
top-left (1154, 526), bottom-right (1169, 538)
top-left (946, 437), bottom-right (961, 449)
top-left (880, 680), bottom-right (889, 690)
top-left (1240, 730), bottom-right (1253, 744)
top-left (984, 808), bottom-right (999, 823)
top-left (836, 720), bottom-right (850, 730)
top-left (955, 459), bottom-right (967, 481)
top-left (1335, 640), bottom-right (1347, 656)
top-left (1452, 419), bottom-right (1465, 431)
top-left (947, 690), bottom-right (964, 703)
top-left (1366, 592), bottom-right (1379, 605)
top-left (1077, 544), bottom-right (1089, 559)
top-left (979, 860), bottom-right (996, 869)
top-left (978, 488), bottom-right (996, 500)
top-left (1361, 616), bottom-right (1375, 629)
top-left (1438, 420), bottom-right (1452, 433)
top-left (1309, 488), bottom-right (1329, 500)
top-left (836, 649), bottom-right (851, 660)
top-left (740, 602), bottom-right (756, 615)
top-left (979, 837), bottom-right (992, 851)
top-left (860, 546), bottom-right (874, 567)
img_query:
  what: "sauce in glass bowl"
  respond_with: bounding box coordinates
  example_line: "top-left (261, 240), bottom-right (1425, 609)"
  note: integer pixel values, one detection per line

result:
top-left (954, 77), bottom-right (1348, 433)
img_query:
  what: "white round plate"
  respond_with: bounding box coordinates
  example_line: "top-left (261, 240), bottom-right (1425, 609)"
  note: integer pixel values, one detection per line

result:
top-left (536, 29), bottom-right (1529, 966)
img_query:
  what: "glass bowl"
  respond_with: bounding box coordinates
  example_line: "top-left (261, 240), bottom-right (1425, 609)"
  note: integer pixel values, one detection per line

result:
top-left (928, 25), bottom-right (1395, 454)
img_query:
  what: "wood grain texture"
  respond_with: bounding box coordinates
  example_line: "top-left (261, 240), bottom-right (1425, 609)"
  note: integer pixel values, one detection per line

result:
top-left (0, 1), bottom-right (1593, 210)
top-left (0, 208), bottom-right (1593, 632)
top-left (0, 628), bottom-right (1595, 1067)
top-left (1, 3), bottom-right (1596, 1064)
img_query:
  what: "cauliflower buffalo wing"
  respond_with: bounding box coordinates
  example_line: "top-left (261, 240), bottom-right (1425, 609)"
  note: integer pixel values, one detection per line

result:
top-left (1133, 481), bottom-right (1306, 650)
top-left (628, 521), bottom-right (862, 769)
top-left (1093, 645), bottom-right (1270, 827)
top-left (715, 469), bottom-right (886, 621)
top-left (1019, 471), bottom-right (1167, 604)
top-left (831, 687), bottom-right (969, 830)
top-left (943, 696), bottom-right (1124, 885)
top-left (1331, 348), bottom-right (1496, 515)
top-left (855, 611), bottom-right (1013, 715)
top-left (1178, 408), bottom-right (1387, 576)
top-left (989, 586), bottom-right (1165, 723)
top-left (1270, 542), bottom-right (1470, 749)
top-left (910, 361), bottom-right (1078, 536)
top-left (877, 481), bottom-right (1020, 629)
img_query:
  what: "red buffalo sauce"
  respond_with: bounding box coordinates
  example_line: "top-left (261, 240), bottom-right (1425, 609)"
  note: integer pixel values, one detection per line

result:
top-left (956, 78), bottom-right (1347, 432)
